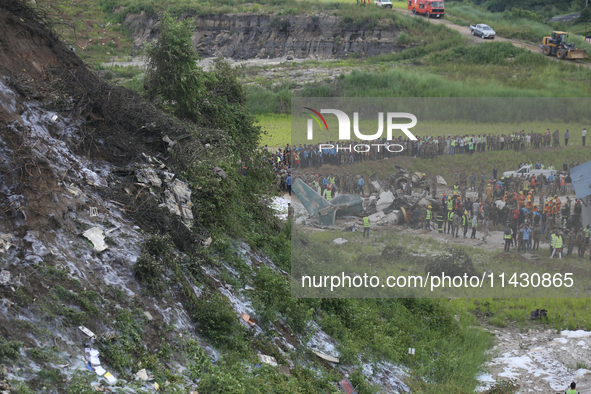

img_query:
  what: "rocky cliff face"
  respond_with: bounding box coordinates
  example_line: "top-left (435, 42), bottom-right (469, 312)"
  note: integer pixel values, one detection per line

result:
top-left (125, 12), bottom-right (403, 60)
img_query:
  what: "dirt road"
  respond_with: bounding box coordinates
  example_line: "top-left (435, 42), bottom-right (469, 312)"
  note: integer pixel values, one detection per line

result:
top-left (392, 8), bottom-right (591, 68)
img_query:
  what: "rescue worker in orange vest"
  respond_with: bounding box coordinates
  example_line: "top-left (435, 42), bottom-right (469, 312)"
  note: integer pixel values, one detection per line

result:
top-left (525, 195), bottom-right (533, 210)
top-left (530, 175), bottom-right (537, 193)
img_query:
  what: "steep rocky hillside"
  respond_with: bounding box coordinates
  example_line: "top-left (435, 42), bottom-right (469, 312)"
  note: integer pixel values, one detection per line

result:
top-left (124, 12), bottom-right (406, 60)
top-left (0, 1), bottom-right (412, 393)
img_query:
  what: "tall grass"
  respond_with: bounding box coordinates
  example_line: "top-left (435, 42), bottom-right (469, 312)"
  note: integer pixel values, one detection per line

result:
top-left (100, 0), bottom-right (415, 23)
top-left (451, 298), bottom-right (591, 331)
top-left (247, 41), bottom-right (591, 121)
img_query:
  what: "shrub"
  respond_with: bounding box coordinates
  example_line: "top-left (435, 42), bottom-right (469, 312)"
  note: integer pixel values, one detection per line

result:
top-left (133, 253), bottom-right (165, 294)
top-left (65, 370), bottom-right (95, 394)
top-left (192, 293), bottom-right (243, 347)
top-left (0, 337), bottom-right (23, 360)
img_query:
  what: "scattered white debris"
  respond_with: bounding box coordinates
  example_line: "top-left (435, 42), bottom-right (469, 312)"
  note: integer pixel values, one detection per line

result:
top-left (103, 371), bottom-right (117, 385)
top-left (94, 366), bottom-right (106, 376)
top-left (136, 368), bottom-right (149, 381)
top-left (0, 234), bottom-right (12, 253)
top-left (78, 326), bottom-right (96, 338)
top-left (144, 311), bottom-right (154, 321)
top-left (332, 238), bottom-right (348, 245)
top-left (82, 169), bottom-right (108, 187)
top-left (162, 135), bottom-right (176, 151)
top-left (475, 373), bottom-right (496, 392)
top-left (368, 210), bottom-right (386, 223)
top-left (136, 167), bottom-right (162, 187)
top-left (561, 330), bottom-right (591, 339)
top-left (85, 348), bottom-right (100, 366)
top-left (0, 270), bottom-right (10, 285)
top-left (312, 350), bottom-right (339, 363)
top-left (306, 322), bottom-right (340, 361)
top-left (376, 191), bottom-right (394, 211)
top-left (82, 227), bottom-right (108, 253)
top-left (479, 328), bottom-right (591, 392)
top-left (258, 354), bottom-right (278, 366)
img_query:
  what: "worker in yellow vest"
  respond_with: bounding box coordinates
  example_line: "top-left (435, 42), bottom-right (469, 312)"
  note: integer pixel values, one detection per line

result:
top-left (363, 216), bottom-right (370, 238)
top-left (446, 209), bottom-right (454, 235)
top-left (323, 186), bottom-right (332, 201)
top-left (566, 381), bottom-right (579, 394)
top-left (425, 206), bottom-right (433, 230)
top-left (551, 231), bottom-right (563, 259)
top-left (503, 224), bottom-right (513, 252)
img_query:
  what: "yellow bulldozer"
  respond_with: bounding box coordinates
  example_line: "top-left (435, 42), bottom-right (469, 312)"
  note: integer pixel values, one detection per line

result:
top-left (540, 31), bottom-right (589, 60)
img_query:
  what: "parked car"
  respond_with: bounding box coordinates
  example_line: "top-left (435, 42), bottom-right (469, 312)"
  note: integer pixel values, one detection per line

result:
top-left (375, 0), bottom-right (393, 8)
top-left (470, 24), bottom-right (496, 39)
top-left (502, 165), bottom-right (556, 178)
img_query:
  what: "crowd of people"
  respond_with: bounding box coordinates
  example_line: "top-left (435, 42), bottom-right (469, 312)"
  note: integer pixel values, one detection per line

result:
top-left (290, 156), bottom-right (590, 258)
top-left (275, 127), bottom-right (588, 170)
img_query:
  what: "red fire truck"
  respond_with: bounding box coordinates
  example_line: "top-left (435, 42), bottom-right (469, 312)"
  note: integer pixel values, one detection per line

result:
top-left (407, 0), bottom-right (445, 18)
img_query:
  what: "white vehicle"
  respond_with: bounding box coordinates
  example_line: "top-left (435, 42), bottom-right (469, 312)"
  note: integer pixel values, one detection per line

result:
top-left (470, 24), bottom-right (496, 39)
top-left (375, 0), bottom-right (393, 8)
top-left (502, 165), bottom-right (556, 178)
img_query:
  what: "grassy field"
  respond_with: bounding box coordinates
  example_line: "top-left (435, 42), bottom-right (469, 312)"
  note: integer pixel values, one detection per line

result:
top-left (317, 0), bottom-right (408, 8)
top-left (451, 298), bottom-right (591, 331)
top-left (256, 114), bottom-right (291, 148)
top-left (296, 229), bottom-right (591, 330)
top-left (39, 0), bottom-right (135, 66)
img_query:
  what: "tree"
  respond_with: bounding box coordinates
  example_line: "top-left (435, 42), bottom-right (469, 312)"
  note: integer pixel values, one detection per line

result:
top-left (580, 7), bottom-right (591, 24)
top-left (144, 13), bottom-right (260, 154)
top-left (144, 13), bottom-right (205, 121)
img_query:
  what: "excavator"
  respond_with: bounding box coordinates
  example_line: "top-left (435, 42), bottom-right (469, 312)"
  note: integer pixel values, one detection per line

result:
top-left (540, 31), bottom-right (589, 60)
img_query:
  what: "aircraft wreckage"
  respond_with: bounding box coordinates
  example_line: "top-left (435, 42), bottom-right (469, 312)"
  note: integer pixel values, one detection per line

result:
top-left (292, 168), bottom-right (446, 226)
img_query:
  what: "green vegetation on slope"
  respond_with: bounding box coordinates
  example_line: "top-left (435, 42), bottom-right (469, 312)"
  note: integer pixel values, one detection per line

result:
top-left (247, 41), bottom-right (591, 118)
